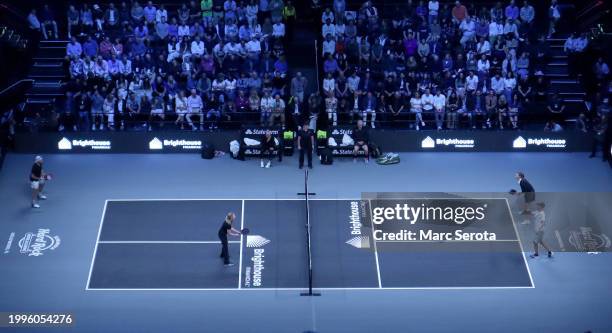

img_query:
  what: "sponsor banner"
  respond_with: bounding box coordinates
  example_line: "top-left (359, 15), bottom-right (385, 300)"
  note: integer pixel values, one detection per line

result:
top-left (512, 136), bottom-right (567, 149)
top-left (57, 137), bottom-right (111, 151)
top-left (420, 136), bottom-right (476, 149)
top-left (3, 229), bottom-right (61, 256)
top-left (148, 137), bottom-right (203, 151)
top-left (243, 234), bottom-right (270, 288)
top-left (243, 127), bottom-right (282, 136)
top-left (14, 130), bottom-right (590, 153)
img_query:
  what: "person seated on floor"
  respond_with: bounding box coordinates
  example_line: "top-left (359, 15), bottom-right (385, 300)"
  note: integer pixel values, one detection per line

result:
top-left (260, 130), bottom-right (278, 168)
top-left (352, 119), bottom-right (370, 163)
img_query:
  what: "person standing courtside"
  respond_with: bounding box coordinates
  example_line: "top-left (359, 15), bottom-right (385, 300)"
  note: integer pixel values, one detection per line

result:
top-left (297, 122), bottom-right (315, 169)
top-left (30, 156), bottom-right (48, 208)
top-left (515, 171), bottom-right (535, 217)
top-left (218, 212), bottom-right (241, 267)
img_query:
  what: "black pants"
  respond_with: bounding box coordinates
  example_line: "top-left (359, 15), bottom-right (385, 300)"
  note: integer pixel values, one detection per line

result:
top-left (219, 235), bottom-right (229, 264)
top-left (299, 147), bottom-right (312, 168)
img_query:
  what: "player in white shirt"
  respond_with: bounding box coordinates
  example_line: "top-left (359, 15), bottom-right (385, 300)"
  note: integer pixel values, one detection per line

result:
top-left (529, 202), bottom-right (553, 258)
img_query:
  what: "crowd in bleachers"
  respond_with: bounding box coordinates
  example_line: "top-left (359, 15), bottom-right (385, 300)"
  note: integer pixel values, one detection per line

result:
top-left (22, 0), bottom-right (610, 132)
top-left (315, 0), bottom-right (582, 130)
top-left (50, 0), bottom-right (298, 131)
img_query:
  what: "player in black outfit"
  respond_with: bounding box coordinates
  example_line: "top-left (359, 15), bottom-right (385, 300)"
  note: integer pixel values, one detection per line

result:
top-left (218, 212), bottom-right (241, 266)
top-left (515, 171), bottom-right (535, 217)
top-left (352, 120), bottom-right (370, 163)
top-left (297, 122), bottom-right (315, 169)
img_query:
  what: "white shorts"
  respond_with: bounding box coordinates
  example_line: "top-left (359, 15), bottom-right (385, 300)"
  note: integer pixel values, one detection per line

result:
top-left (30, 179), bottom-right (45, 190)
top-left (151, 108), bottom-right (164, 115)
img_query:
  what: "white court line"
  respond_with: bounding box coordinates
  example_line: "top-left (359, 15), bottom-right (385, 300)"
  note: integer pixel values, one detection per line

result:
top-left (87, 197), bottom-right (534, 291)
top-left (97, 240), bottom-right (240, 244)
top-left (376, 239), bottom-right (521, 243)
top-left (87, 285), bottom-right (534, 291)
top-left (85, 200), bottom-right (108, 290)
top-left (368, 200), bottom-right (383, 289)
top-left (504, 198), bottom-right (535, 288)
top-left (238, 200), bottom-right (245, 289)
top-left (104, 198), bottom-right (362, 202)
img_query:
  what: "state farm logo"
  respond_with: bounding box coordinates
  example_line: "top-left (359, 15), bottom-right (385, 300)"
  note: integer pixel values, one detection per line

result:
top-left (244, 129), bottom-right (280, 135)
top-left (331, 128), bottom-right (353, 135)
top-left (513, 136), bottom-right (566, 149)
top-left (421, 136), bottom-right (475, 148)
top-left (17, 229), bottom-right (61, 256)
top-left (58, 137), bottom-right (111, 150)
top-left (332, 149), bottom-right (354, 155)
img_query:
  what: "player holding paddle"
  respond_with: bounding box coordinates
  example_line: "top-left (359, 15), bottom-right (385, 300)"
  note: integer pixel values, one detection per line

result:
top-left (218, 212), bottom-right (249, 267)
top-left (30, 155), bottom-right (52, 208)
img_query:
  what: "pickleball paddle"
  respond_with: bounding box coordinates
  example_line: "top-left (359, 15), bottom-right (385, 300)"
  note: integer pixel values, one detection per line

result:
top-left (241, 228), bottom-right (250, 235)
top-left (509, 189), bottom-right (517, 194)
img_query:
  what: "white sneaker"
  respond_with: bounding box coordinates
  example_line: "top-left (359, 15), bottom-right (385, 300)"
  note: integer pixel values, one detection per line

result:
top-left (91, 124), bottom-right (96, 131)
top-left (32, 203), bottom-right (40, 208)
top-left (260, 160), bottom-right (265, 168)
top-left (58, 125), bottom-right (64, 132)
top-left (192, 125), bottom-right (197, 131)
top-left (265, 161), bottom-right (271, 168)
top-left (38, 194), bottom-right (47, 200)
top-left (415, 125), bottom-right (420, 131)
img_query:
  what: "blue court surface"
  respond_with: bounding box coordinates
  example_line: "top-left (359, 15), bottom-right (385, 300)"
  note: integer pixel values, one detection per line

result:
top-left (1, 153), bottom-right (612, 333)
top-left (88, 199), bottom-right (532, 290)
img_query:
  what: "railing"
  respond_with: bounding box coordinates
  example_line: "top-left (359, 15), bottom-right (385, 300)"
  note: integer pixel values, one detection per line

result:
top-left (0, 79), bottom-right (34, 97)
top-left (28, 107), bottom-right (568, 133)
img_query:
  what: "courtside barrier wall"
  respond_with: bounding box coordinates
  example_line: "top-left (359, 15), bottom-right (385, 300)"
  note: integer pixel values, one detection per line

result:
top-left (13, 130), bottom-right (591, 153)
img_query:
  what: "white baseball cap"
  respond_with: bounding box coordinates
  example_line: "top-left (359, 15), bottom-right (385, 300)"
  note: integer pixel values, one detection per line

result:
top-left (35, 155), bottom-right (43, 162)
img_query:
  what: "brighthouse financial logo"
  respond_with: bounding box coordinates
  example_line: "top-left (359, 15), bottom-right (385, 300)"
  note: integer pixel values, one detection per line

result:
top-left (149, 137), bottom-right (163, 150)
top-left (149, 137), bottom-right (203, 150)
top-left (57, 137), bottom-right (111, 150)
top-left (246, 235), bottom-right (270, 248)
top-left (346, 236), bottom-right (370, 249)
top-left (513, 136), bottom-right (566, 149)
top-left (421, 136), bottom-right (475, 148)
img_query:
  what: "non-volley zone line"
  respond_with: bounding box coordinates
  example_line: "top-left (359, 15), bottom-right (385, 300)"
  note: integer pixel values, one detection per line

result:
top-left (97, 240), bottom-right (241, 244)
top-left (86, 286), bottom-right (535, 291)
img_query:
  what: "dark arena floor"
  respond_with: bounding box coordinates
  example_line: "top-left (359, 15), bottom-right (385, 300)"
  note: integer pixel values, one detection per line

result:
top-left (1, 152), bottom-right (612, 332)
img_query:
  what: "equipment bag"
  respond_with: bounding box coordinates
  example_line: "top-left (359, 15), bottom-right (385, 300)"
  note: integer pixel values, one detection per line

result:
top-left (201, 143), bottom-right (215, 159)
top-left (376, 152), bottom-right (400, 165)
top-left (320, 147), bottom-right (334, 165)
